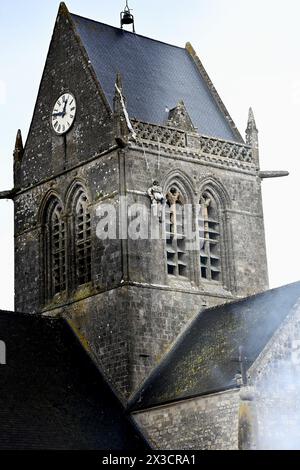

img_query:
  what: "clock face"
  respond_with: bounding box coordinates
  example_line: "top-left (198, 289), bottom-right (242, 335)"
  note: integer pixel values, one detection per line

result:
top-left (51, 93), bottom-right (76, 135)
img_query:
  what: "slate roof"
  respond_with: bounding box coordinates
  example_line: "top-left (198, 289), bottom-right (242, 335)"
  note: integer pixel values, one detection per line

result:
top-left (129, 282), bottom-right (300, 411)
top-left (0, 311), bottom-right (148, 450)
top-left (70, 12), bottom-right (242, 142)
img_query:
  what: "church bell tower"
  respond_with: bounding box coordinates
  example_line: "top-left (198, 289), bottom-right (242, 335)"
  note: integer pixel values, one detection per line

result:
top-left (7, 3), bottom-right (287, 400)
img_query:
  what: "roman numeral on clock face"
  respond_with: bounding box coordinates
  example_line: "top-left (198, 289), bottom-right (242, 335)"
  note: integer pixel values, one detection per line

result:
top-left (52, 93), bottom-right (76, 134)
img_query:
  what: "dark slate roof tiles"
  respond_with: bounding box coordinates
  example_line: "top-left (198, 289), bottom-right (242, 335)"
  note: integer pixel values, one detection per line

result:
top-left (0, 311), bottom-right (148, 450)
top-left (70, 13), bottom-right (241, 142)
top-left (129, 282), bottom-right (300, 410)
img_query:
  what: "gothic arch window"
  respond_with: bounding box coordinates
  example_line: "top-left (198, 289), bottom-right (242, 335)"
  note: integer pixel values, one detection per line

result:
top-left (199, 191), bottom-right (221, 282)
top-left (44, 198), bottom-right (66, 298)
top-left (165, 187), bottom-right (187, 278)
top-left (73, 188), bottom-right (92, 286)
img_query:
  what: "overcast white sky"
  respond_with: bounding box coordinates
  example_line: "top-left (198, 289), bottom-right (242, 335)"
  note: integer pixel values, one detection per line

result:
top-left (0, 0), bottom-right (299, 310)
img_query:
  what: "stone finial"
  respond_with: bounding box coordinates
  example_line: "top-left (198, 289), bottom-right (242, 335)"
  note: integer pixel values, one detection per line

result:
top-left (246, 107), bottom-right (259, 167)
top-left (113, 72), bottom-right (125, 130)
top-left (245, 107), bottom-right (258, 147)
top-left (113, 72), bottom-right (124, 114)
top-left (248, 107), bottom-right (257, 127)
top-left (58, 2), bottom-right (69, 17)
top-left (166, 100), bottom-right (196, 133)
top-left (13, 129), bottom-right (24, 163)
top-left (113, 72), bottom-right (136, 147)
top-left (116, 72), bottom-right (123, 93)
top-left (13, 129), bottom-right (24, 189)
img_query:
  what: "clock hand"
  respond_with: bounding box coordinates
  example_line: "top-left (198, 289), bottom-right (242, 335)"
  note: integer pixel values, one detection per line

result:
top-left (52, 112), bottom-right (64, 117)
top-left (62, 99), bottom-right (68, 117)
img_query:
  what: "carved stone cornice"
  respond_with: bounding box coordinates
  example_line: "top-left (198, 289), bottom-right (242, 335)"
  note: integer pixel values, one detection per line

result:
top-left (131, 120), bottom-right (255, 173)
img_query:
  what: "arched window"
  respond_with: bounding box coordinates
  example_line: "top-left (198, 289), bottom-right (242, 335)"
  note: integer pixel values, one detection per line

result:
top-left (199, 191), bottom-right (221, 282)
top-left (165, 187), bottom-right (187, 277)
top-left (73, 189), bottom-right (92, 286)
top-left (45, 198), bottom-right (66, 298)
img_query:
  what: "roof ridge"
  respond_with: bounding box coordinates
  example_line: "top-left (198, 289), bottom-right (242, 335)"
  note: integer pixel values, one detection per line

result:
top-left (0, 309), bottom-right (62, 321)
top-left (200, 280), bottom-right (300, 316)
top-left (70, 12), bottom-right (186, 51)
top-left (185, 42), bottom-right (244, 143)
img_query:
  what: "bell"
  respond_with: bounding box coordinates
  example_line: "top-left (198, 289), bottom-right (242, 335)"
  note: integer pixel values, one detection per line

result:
top-left (120, 1), bottom-right (135, 32)
top-left (122, 11), bottom-right (134, 25)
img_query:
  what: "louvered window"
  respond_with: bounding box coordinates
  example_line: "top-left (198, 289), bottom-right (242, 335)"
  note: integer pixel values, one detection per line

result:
top-left (199, 193), bottom-right (221, 282)
top-left (46, 199), bottom-right (66, 296)
top-left (165, 188), bottom-right (187, 277)
top-left (74, 191), bottom-right (92, 286)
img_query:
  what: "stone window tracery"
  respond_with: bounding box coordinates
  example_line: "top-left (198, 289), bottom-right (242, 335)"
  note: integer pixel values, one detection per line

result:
top-left (45, 198), bottom-right (66, 298)
top-left (73, 189), bottom-right (92, 286)
top-left (165, 187), bottom-right (187, 278)
top-left (199, 192), bottom-right (221, 282)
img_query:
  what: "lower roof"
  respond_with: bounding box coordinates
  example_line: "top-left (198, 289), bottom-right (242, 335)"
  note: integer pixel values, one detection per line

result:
top-left (0, 311), bottom-right (147, 450)
top-left (129, 282), bottom-right (300, 411)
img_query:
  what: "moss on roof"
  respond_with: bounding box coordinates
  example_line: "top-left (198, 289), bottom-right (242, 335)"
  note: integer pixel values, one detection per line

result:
top-left (130, 282), bottom-right (300, 410)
